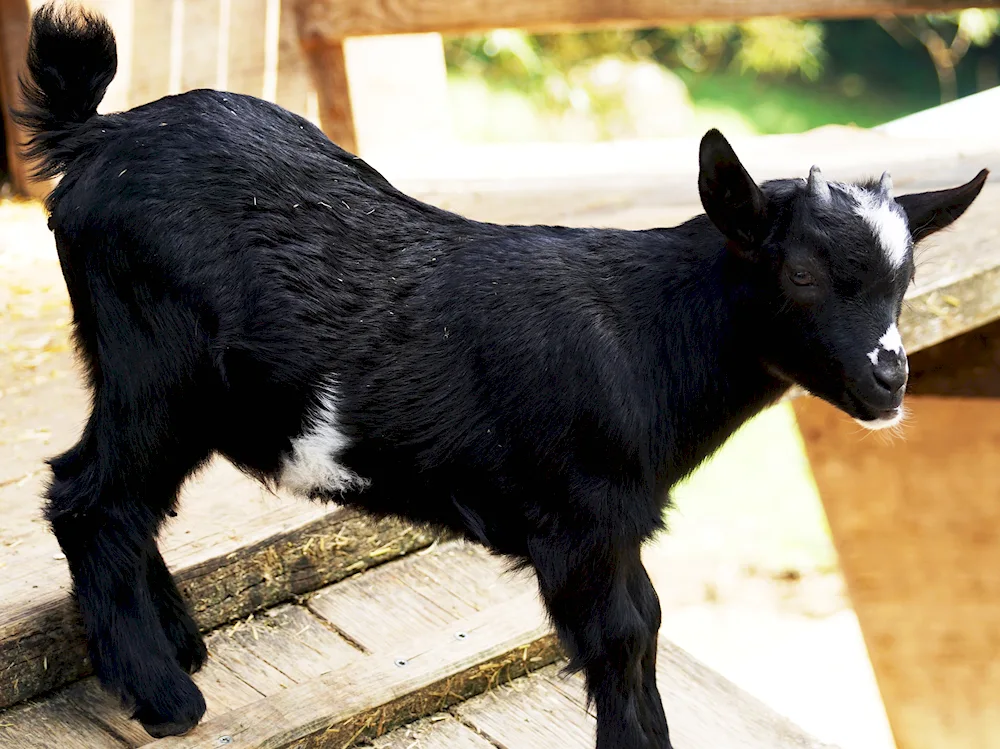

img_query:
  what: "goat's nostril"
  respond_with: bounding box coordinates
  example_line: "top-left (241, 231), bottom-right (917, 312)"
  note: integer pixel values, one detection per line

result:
top-left (873, 362), bottom-right (907, 394)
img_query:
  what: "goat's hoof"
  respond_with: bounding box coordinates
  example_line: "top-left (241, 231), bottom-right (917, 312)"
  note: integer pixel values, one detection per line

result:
top-left (133, 677), bottom-right (206, 738)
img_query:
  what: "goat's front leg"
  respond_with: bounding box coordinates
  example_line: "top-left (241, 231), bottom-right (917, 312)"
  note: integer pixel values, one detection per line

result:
top-left (144, 539), bottom-right (208, 675)
top-left (528, 533), bottom-right (671, 749)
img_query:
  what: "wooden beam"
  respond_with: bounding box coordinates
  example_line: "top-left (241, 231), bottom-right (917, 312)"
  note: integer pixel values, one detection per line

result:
top-left (794, 394), bottom-right (1000, 749)
top-left (293, 0), bottom-right (999, 40)
top-left (0, 0), bottom-right (34, 197)
top-left (0, 505), bottom-right (440, 711)
top-left (907, 318), bottom-right (1000, 397)
top-left (290, 0), bottom-right (357, 153)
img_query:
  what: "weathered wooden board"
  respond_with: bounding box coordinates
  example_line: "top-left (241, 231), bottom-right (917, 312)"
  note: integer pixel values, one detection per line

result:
top-left (371, 715), bottom-right (495, 749)
top-left (293, 0), bottom-right (999, 39)
top-left (142, 591), bottom-right (560, 748)
top-left (456, 669), bottom-right (598, 748)
top-left (398, 647), bottom-right (838, 749)
top-left (60, 657), bottom-right (264, 748)
top-left (0, 690), bottom-right (125, 749)
top-left (794, 395), bottom-right (1000, 749)
top-left (307, 541), bottom-right (529, 654)
top-left (0, 502), bottom-right (439, 710)
top-left (221, 604), bottom-right (360, 682)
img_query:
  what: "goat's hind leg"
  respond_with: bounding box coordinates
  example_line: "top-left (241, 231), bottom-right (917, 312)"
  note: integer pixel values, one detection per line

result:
top-left (46, 392), bottom-right (211, 738)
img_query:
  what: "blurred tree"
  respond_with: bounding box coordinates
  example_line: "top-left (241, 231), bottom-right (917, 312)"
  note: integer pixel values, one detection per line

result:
top-left (877, 9), bottom-right (1000, 102)
top-left (444, 19), bottom-right (826, 116)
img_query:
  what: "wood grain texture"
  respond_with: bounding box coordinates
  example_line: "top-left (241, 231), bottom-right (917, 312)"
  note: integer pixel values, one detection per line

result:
top-left (0, 690), bottom-right (125, 749)
top-left (794, 395), bottom-right (1000, 749)
top-left (293, 32), bottom-right (356, 153)
top-left (143, 592), bottom-right (560, 748)
top-left (61, 660), bottom-right (264, 748)
top-left (371, 715), bottom-right (496, 749)
top-left (308, 541), bottom-right (531, 654)
top-left (293, 0), bottom-right (999, 39)
top-left (456, 669), bottom-right (597, 748)
top-left (455, 643), bottom-right (835, 749)
top-left (0, 504), bottom-right (439, 711)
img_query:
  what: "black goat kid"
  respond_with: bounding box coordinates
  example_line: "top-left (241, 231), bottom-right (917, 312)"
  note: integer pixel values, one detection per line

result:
top-left (15, 5), bottom-right (986, 747)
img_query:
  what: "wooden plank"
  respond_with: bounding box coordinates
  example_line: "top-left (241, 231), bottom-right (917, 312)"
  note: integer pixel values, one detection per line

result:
top-left (0, 692), bottom-right (125, 749)
top-left (204, 630), bottom-right (295, 697)
top-left (794, 394), bottom-right (1000, 749)
top-left (372, 715), bottom-right (495, 749)
top-left (180, 0), bottom-right (221, 92)
top-left (225, 0), bottom-right (268, 98)
top-left (292, 0), bottom-right (999, 39)
top-left (61, 661), bottom-right (263, 748)
top-left (294, 34), bottom-right (356, 153)
top-left (0, 0), bottom-right (40, 197)
top-left (653, 637), bottom-right (836, 748)
top-left (224, 604), bottom-right (361, 681)
top-left (143, 591), bottom-right (561, 748)
top-left (275, 0), bottom-right (317, 126)
top-left (455, 641), bottom-right (836, 749)
top-left (128, 0), bottom-right (174, 106)
top-left (0, 505), bottom-right (439, 711)
top-left (907, 318), bottom-right (1000, 398)
top-left (307, 541), bottom-right (528, 654)
top-left (456, 669), bottom-right (597, 748)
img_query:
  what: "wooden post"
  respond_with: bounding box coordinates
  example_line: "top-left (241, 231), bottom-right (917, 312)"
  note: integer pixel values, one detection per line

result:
top-left (794, 357), bottom-right (1000, 749)
top-left (0, 0), bottom-right (34, 197)
top-left (291, 0), bottom-right (356, 154)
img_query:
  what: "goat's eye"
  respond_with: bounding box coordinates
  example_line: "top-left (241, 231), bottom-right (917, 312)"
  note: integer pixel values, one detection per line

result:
top-left (790, 270), bottom-right (815, 287)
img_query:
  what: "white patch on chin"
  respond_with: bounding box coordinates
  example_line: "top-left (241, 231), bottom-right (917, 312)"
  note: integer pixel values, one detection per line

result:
top-left (279, 382), bottom-right (369, 497)
top-left (839, 184), bottom-right (911, 269)
top-left (855, 406), bottom-right (906, 431)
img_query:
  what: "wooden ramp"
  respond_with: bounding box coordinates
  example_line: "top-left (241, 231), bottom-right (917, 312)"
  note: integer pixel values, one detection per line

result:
top-left (0, 539), bottom-right (833, 749)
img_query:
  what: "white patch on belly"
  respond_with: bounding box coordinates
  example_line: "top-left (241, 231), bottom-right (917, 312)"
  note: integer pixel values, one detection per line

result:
top-left (279, 383), bottom-right (369, 497)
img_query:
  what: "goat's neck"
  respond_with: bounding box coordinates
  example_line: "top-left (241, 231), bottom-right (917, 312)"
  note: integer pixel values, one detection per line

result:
top-left (623, 223), bottom-right (789, 484)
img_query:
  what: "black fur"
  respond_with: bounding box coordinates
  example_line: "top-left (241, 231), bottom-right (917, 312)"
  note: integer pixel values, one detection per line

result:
top-left (15, 4), bottom-right (987, 746)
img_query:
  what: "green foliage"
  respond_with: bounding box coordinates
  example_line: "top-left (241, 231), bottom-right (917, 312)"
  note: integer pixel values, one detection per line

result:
top-left (442, 13), bottom-right (999, 141)
top-left (444, 19), bottom-right (829, 117)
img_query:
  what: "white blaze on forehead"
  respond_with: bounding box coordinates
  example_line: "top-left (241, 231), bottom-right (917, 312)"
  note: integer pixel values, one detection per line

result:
top-left (866, 323), bottom-right (905, 366)
top-left (839, 184), bottom-right (911, 269)
top-left (279, 382), bottom-right (370, 497)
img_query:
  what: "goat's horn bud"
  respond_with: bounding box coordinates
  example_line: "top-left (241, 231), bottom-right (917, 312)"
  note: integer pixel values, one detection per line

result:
top-left (807, 165), bottom-right (832, 204)
top-left (879, 171), bottom-right (894, 198)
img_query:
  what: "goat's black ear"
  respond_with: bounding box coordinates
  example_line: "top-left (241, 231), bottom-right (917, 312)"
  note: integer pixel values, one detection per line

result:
top-left (698, 129), bottom-right (767, 255)
top-left (895, 168), bottom-right (989, 244)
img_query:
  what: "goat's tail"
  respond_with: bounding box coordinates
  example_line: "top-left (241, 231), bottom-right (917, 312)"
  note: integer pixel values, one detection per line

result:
top-left (14, 3), bottom-right (117, 181)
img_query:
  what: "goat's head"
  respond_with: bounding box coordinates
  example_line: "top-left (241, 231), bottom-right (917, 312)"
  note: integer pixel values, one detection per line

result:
top-left (698, 129), bottom-right (988, 430)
